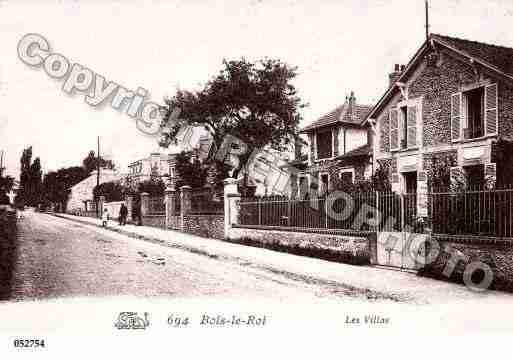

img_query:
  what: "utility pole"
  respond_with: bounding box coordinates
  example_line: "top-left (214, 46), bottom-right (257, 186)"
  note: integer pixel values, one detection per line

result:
top-left (96, 136), bottom-right (100, 217)
top-left (425, 0), bottom-right (430, 41)
top-left (0, 150), bottom-right (4, 177)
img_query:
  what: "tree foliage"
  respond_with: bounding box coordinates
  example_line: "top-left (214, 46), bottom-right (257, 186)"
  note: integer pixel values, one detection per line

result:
top-left (330, 162), bottom-right (391, 194)
top-left (137, 178), bottom-right (165, 197)
top-left (17, 146), bottom-right (43, 206)
top-left (82, 150), bottom-right (115, 174)
top-left (42, 166), bottom-right (89, 208)
top-left (175, 151), bottom-right (207, 189)
top-left (494, 139), bottom-right (513, 188)
top-left (93, 181), bottom-right (126, 202)
top-left (160, 58), bottom-right (305, 176)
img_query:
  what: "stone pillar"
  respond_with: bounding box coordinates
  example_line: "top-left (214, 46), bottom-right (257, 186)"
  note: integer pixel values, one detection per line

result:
top-left (126, 194), bottom-right (134, 223)
top-left (180, 186), bottom-right (192, 230)
top-left (485, 163), bottom-right (497, 190)
top-left (165, 186), bottom-right (177, 228)
top-left (140, 192), bottom-right (150, 217)
top-left (99, 196), bottom-right (106, 218)
top-left (224, 178), bottom-right (241, 239)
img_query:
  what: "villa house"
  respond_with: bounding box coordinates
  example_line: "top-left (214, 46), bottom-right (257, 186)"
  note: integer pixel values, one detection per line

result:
top-left (365, 34), bottom-right (513, 195)
top-left (296, 92), bottom-right (374, 197)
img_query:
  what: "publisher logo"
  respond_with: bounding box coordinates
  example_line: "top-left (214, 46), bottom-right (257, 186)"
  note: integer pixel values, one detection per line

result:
top-left (114, 312), bottom-right (150, 330)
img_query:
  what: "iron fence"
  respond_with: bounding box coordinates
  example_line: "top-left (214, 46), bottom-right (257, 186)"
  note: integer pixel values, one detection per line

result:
top-left (148, 196), bottom-right (165, 215)
top-left (239, 192), bottom-right (376, 232)
top-left (190, 190), bottom-right (224, 215)
top-left (238, 188), bottom-right (513, 239)
top-left (429, 188), bottom-right (513, 238)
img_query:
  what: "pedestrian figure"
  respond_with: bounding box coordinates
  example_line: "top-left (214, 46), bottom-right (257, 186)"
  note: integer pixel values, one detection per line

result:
top-left (102, 208), bottom-right (109, 227)
top-left (119, 203), bottom-right (128, 226)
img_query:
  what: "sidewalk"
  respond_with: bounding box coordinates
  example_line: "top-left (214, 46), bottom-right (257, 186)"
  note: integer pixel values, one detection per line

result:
top-left (52, 212), bottom-right (513, 305)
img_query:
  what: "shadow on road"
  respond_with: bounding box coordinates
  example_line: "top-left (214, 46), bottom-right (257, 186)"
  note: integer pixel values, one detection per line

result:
top-left (0, 208), bottom-right (17, 301)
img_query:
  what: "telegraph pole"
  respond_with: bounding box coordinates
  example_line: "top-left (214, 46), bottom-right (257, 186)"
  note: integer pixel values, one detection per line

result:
top-left (0, 150), bottom-right (4, 176)
top-left (425, 0), bottom-right (430, 40)
top-left (96, 136), bottom-right (100, 217)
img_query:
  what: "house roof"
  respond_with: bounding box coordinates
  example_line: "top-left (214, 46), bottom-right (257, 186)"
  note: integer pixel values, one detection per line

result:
top-left (432, 34), bottom-right (513, 76)
top-left (364, 33), bottom-right (513, 122)
top-left (301, 94), bottom-right (372, 133)
top-left (335, 144), bottom-right (371, 160)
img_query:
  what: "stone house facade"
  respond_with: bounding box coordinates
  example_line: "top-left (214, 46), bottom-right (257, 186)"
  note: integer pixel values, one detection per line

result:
top-left (365, 34), bottom-right (513, 194)
top-left (66, 169), bottom-right (121, 213)
top-left (297, 92), bottom-right (374, 197)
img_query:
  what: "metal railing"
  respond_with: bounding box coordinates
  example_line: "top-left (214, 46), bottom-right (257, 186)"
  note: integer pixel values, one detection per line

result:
top-left (238, 188), bottom-right (513, 239)
top-left (148, 196), bottom-right (165, 215)
top-left (429, 188), bottom-right (513, 238)
top-left (239, 192), bottom-right (376, 233)
top-left (190, 190), bottom-right (224, 215)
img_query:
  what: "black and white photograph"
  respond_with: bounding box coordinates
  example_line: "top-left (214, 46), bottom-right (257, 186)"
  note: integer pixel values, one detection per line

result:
top-left (1, 0), bottom-right (513, 356)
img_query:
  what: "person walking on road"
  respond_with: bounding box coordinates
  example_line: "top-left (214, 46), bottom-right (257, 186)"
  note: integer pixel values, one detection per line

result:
top-left (101, 208), bottom-right (109, 227)
top-left (119, 203), bottom-right (128, 226)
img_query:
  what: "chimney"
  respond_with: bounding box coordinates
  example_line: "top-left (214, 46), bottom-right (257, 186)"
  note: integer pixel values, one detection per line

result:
top-left (347, 91), bottom-right (357, 121)
top-left (348, 91), bottom-right (356, 106)
top-left (389, 64), bottom-right (403, 88)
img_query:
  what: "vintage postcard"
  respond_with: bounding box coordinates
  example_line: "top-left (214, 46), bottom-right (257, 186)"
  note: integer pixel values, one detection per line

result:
top-left (1, 0), bottom-right (513, 357)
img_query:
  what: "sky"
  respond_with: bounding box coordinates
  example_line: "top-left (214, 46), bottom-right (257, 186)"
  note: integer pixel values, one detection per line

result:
top-left (2, 0), bottom-right (513, 178)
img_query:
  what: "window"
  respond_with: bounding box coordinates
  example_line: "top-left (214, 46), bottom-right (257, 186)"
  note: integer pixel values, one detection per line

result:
top-left (339, 169), bottom-right (354, 184)
top-left (316, 130), bottom-right (333, 159)
top-left (464, 87), bottom-right (484, 139)
top-left (400, 106), bottom-right (408, 148)
top-left (390, 103), bottom-right (418, 151)
top-left (452, 84), bottom-right (498, 141)
top-left (298, 176), bottom-right (309, 198)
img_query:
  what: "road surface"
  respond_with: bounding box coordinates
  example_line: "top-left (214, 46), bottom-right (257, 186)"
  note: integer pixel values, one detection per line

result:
top-left (2, 210), bottom-right (404, 302)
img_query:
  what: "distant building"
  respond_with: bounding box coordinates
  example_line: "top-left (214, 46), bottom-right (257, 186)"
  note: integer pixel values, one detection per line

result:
top-left (127, 134), bottom-right (214, 189)
top-left (296, 91), bottom-right (374, 197)
top-left (127, 152), bottom-right (172, 187)
top-left (66, 168), bottom-right (121, 213)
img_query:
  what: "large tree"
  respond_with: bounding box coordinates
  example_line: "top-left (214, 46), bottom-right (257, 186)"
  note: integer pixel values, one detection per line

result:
top-left (160, 58), bottom-right (305, 177)
top-left (17, 146), bottom-right (43, 206)
top-left (42, 166), bottom-right (89, 209)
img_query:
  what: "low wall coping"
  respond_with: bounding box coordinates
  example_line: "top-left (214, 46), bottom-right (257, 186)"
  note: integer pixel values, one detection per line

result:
top-left (432, 234), bottom-right (513, 246)
top-left (232, 224), bottom-right (370, 238)
top-left (184, 214), bottom-right (224, 218)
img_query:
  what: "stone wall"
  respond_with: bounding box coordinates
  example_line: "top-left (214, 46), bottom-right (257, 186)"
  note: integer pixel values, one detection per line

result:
top-left (183, 215), bottom-right (224, 240)
top-left (168, 216), bottom-right (180, 230)
top-left (230, 226), bottom-right (370, 264)
top-left (0, 208), bottom-right (16, 300)
top-left (419, 235), bottom-right (513, 292)
top-left (142, 215), bottom-right (166, 229)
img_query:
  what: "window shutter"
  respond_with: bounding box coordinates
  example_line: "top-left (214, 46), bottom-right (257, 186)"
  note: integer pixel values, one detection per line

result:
top-left (407, 105), bottom-right (417, 147)
top-left (485, 83), bottom-right (498, 135)
top-left (389, 108), bottom-right (399, 150)
top-left (451, 93), bottom-right (462, 141)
